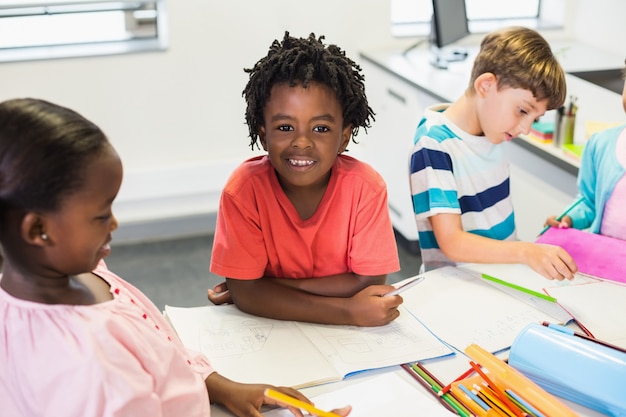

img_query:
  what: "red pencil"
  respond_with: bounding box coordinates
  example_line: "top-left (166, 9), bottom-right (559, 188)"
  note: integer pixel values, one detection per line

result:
top-left (438, 366), bottom-right (475, 396)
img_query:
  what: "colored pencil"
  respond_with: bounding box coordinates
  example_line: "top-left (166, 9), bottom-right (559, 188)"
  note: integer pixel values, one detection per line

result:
top-left (468, 361), bottom-right (527, 417)
top-left (264, 388), bottom-right (341, 417)
top-left (459, 383), bottom-right (490, 411)
top-left (541, 321), bottom-right (626, 354)
top-left (438, 366), bottom-right (475, 396)
top-left (413, 362), bottom-right (472, 414)
top-left (505, 389), bottom-right (546, 417)
top-left (402, 364), bottom-right (471, 416)
top-left (475, 390), bottom-right (509, 417)
top-left (475, 384), bottom-right (516, 417)
top-left (538, 196), bottom-right (584, 236)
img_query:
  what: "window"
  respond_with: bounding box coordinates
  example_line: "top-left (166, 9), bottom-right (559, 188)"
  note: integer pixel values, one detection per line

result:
top-left (391, 0), bottom-right (564, 38)
top-left (0, 0), bottom-right (167, 63)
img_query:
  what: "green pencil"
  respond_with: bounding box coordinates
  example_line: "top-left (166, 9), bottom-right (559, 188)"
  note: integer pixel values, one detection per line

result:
top-left (538, 195), bottom-right (585, 236)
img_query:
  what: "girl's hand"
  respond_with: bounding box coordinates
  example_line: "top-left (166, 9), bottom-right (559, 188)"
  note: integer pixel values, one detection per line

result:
top-left (543, 215), bottom-right (572, 229)
top-left (206, 373), bottom-right (352, 417)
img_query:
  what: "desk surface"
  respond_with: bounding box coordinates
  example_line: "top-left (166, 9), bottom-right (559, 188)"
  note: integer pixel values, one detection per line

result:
top-left (359, 40), bottom-right (624, 177)
top-left (210, 355), bottom-right (604, 417)
top-left (207, 263), bottom-right (618, 416)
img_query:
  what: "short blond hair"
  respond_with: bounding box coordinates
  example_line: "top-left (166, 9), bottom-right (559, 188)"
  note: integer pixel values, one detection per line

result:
top-left (468, 26), bottom-right (566, 110)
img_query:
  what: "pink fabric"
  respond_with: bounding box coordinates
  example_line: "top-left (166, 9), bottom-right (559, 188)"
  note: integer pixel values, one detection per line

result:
top-left (0, 261), bottom-right (213, 417)
top-left (210, 155), bottom-right (400, 280)
top-left (600, 131), bottom-right (626, 240)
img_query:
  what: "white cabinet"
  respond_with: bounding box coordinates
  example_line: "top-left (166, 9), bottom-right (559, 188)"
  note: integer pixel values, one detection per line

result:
top-left (356, 58), bottom-right (439, 250)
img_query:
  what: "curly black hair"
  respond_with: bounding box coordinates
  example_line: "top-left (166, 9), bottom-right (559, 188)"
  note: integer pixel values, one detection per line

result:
top-left (242, 31), bottom-right (375, 150)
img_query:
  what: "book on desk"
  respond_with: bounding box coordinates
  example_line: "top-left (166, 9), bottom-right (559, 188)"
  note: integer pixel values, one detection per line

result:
top-left (165, 266), bottom-right (574, 390)
top-left (164, 300), bottom-right (453, 389)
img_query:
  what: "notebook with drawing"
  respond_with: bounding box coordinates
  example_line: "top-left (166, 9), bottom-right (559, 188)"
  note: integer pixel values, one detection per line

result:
top-left (164, 303), bottom-right (453, 389)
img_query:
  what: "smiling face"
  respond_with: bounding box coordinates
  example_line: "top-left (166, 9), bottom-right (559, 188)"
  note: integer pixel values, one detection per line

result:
top-left (475, 73), bottom-right (548, 144)
top-left (42, 144), bottom-right (123, 276)
top-left (259, 82), bottom-right (352, 194)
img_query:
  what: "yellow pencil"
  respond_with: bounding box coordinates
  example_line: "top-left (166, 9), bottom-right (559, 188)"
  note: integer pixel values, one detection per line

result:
top-left (264, 388), bottom-right (341, 417)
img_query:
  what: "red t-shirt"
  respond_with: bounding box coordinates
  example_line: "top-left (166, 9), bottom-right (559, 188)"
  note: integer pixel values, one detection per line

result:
top-left (210, 155), bottom-right (400, 280)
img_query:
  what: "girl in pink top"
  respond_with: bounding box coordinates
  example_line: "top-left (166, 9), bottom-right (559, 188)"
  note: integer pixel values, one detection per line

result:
top-left (0, 98), bottom-right (350, 417)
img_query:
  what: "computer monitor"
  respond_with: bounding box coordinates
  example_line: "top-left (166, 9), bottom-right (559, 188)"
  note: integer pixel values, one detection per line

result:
top-left (429, 0), bottom-right (470, 69)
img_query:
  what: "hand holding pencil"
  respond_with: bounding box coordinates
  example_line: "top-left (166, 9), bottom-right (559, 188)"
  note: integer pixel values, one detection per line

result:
top-left (265, 388), bottom-right (352, 417)
top-left (540, 195), bottom-right (584, 236)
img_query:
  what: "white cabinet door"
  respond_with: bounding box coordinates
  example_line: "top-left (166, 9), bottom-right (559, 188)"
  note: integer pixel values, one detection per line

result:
top-left (357, 59), bottom-right (440, 247)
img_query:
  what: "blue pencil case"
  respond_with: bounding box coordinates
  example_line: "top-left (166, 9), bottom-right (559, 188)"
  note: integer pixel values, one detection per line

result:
top-left (508, 323), bottom-right (626, 417)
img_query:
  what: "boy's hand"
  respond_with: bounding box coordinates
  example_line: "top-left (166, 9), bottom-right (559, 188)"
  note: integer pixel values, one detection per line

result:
top-left (347, 285), bottom-right (402, 326)
top-left (525, 243), bottom-right (577, 281)
top-left (208, 281), bottom-right (232, 305)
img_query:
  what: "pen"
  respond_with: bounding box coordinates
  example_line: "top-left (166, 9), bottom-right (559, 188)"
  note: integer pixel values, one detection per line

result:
top-left (538, 196), bottom-right (584, 236)
top-left (264, 388), bottom-right (341, 417)
top-left (383, 275), bottom-right (424, 296)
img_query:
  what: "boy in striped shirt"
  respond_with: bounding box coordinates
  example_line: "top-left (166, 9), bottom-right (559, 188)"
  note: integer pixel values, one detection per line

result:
top-left (409, 26), bottom-right (577, 281)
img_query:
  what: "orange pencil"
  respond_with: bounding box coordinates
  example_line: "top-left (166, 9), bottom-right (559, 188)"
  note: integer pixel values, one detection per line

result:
top-left (468, 361), bottom-right (527, 417)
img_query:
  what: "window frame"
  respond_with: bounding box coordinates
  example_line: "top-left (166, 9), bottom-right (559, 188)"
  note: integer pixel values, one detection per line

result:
top-left (391, 0), bottom-right (564, 39)
top-left (0, 0), bottom-right (168, 63)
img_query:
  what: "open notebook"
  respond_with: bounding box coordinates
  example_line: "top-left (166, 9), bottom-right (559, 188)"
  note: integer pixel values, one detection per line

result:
top-left (164, 303), bottom-right (452, 389)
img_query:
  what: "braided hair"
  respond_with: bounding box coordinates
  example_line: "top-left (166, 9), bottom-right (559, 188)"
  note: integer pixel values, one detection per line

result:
top-left (243, 31), bottom-right (375, 150)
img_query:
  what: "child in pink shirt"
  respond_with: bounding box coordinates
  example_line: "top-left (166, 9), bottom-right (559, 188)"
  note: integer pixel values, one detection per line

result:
top-left (0, 98), bottom-right (350, 417)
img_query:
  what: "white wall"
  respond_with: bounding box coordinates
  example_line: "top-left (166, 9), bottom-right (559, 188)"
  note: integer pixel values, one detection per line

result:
top-left (0, 0), bottom-right (622, 242)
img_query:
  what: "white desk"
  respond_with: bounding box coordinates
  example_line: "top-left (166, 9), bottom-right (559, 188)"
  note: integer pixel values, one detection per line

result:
top-left (207, 264), bottom-right (616, 416)
top-left (210, 354), bottom-right (604, 416)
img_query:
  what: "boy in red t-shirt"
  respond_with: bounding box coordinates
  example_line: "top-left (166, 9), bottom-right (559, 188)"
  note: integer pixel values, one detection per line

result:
top-left (208, 32), bottom-right (401, 326)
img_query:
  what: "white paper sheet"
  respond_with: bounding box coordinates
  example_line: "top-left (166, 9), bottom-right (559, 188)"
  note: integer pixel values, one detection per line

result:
top-left (263, 372), bottom-right (456, 417)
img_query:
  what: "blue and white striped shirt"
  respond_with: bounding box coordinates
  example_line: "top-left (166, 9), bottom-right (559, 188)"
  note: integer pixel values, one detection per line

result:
top-left (409, 104), bottom-right (517, 270)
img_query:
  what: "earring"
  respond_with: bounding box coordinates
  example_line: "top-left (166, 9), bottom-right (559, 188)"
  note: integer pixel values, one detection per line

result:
top-left (41, 233), bottom-right (48, 240)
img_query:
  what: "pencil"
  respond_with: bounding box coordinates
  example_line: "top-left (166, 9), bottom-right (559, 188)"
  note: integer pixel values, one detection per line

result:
top-left (410, 362), bottom-right (473, 416)
top-left (438, 366), bottom-right (475, 396)
top-left (401, 364), bottom-right (470, 416)
top-left (505, 389), bottom-right (546, 417)
top-left (264, 388), bottom-right (341, 417)
top-left (538, 196), bottom-right (584, 236)
top-left (541, 321), bottom-right (626, 354)
top-left (474, 384), bottom-right (516, 417)
top-left (474, 389), bottom-right (509, 417)
top-left (468, 361), bottom-right (527, 417)
top-left (459, 383), bottom-right (490, 412)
